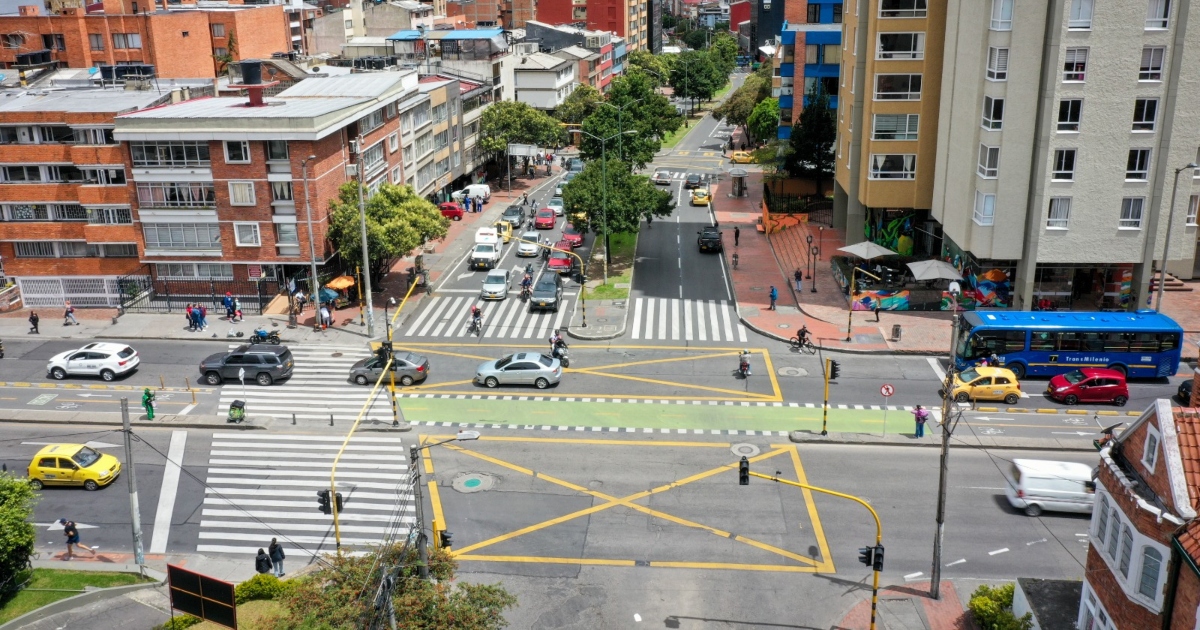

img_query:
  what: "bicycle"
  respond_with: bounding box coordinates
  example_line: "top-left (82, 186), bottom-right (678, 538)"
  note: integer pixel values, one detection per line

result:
top-left (731, 252), bottom-right (739, 270)
top-left (789, 335), bottom-right (817, 354)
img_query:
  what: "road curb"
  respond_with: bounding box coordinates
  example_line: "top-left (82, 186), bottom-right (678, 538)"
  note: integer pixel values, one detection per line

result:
top-left (787, 430), bottom-right (1095, 451)
top-left (567, 232), bottom-right (635, 342)
top-left (0, 573), bottom-right (163, 630)
top-left (0, 410), bottom-right (412, 431)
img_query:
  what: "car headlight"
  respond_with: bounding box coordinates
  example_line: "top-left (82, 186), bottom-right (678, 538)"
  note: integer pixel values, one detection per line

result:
top-left (99, 470), bottom-right (110, 478)
top-left (1055, 387), bottom-right (1069, 392)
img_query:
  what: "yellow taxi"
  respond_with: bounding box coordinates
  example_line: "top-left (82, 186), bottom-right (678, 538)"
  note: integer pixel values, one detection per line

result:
top-left (730, 151), bottom-right (756, 164)
top-left (944, 366), bottom-right (1023, 404)
top-left (690, 188), bottom-right (712, 206)
top-left (492, 220), bottom-right (513, 243)
top-left (27, 444), bottom-right (121, 491)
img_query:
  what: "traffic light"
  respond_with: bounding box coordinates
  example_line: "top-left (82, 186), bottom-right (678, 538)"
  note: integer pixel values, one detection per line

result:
top-left (317, 489), bottom-right (331, 514)
top-left (829, 360), bottom-right (841, 380)
top-left (872, 544), bottom-right (885, 571)
top-left (738, 456), bottom-right (749, 485)
top-left (439, 530), bottom-right (454, 550)
top-left (377, 341), bottom-right (393, 361)
top-left (858, 546), bottom-right (874, 567)
top-left (334, 492), bottom-right (345, 512)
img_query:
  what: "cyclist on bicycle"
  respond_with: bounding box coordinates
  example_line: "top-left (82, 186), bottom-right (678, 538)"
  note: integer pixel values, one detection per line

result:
top-left (797, 325), bottom-right (810, 345)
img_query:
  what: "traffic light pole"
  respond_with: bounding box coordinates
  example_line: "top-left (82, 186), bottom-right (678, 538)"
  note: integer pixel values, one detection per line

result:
top-left (409, 444), bottom-right (429, 580)
top-left (741, 462), bottom-right (883, 630)
top-left (929, 313), bottom-right (961, 599)
top-left (821, 358), bottom-right (831, 436)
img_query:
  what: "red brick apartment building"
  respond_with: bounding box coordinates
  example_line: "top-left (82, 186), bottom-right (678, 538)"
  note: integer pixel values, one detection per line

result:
top-left (0, 0), bottom-right (289, 78)
top-left (1081, 399), bottom-right (1200, 629)
top-left (535, 0), bottom-right (649, 51)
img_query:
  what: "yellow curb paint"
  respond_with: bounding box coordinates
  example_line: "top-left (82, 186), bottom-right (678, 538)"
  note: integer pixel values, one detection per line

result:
top-left (1066, 410), bottom-right (1088, 415)
top-left (1096, 411), bottom-right (1119, 416)
top-left (1037, 409), bottom-right (1058, 414)
top-left (977, 407), bottom-right (999, 412)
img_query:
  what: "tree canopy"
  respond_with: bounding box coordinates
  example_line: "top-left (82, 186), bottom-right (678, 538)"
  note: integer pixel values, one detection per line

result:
top-left (785, 82), bottom-right (837, 186)
top-left (626, 49), bottom-right (672, 87)
top-left (683, 29), bottom-right (708, 51)
top-left (327, 182), bottom-right (448, 280)
top-left (479, 100), bottom-right (564, 154)
top-left (554, 84), bottom-right (603, 125)
top-left (562, 158), bottom-right (673, 237)
top-left (669, 50), bottom-right (722, 112)
top-left (747, 97), bottom-right (780, 143)
top-left (577, 74), bottom-right (681, 169)
top-left (709, 32), bottom-right (739, 76)
top-left (0, 472), bottom-right (36, 592)
top-left (711, 71), bottom-right (769, 130)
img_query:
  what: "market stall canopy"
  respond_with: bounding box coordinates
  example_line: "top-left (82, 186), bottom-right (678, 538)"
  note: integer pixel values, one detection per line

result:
top-left (318, 287), bottom-right (340, 303)
top-left (906, 260), bottom-right (963, 281)
top-left (837, 241), bottom-right (898, 260)
top-left (326, 275), bottom-right (355, 290)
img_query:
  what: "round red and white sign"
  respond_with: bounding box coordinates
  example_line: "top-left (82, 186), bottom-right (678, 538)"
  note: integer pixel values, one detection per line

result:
top-left (880, 384), bottom-right (895, 397)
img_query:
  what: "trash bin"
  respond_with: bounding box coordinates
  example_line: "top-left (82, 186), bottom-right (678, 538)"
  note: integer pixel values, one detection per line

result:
top-left (891, 324), bottom-right (902, 342)
top-left (227, 400), bottom-right (246, 423)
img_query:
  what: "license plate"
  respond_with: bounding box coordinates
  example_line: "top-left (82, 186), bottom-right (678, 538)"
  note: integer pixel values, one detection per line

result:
top-left (539, 301), bottom-right (547, 306)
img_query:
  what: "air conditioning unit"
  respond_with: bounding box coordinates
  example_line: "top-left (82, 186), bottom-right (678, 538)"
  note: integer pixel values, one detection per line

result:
top-left (348, 139), bottom-right (359, 153)
top-left (345, 164), bottom-right (359, 177)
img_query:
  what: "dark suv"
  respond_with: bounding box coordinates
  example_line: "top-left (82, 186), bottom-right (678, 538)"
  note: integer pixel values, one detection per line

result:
top-left (530, 272), bottom-right (564, 312)
top-left (698, 226), bottom-right (723, 252)
top-left (200, 344), bottom-right (294, 386)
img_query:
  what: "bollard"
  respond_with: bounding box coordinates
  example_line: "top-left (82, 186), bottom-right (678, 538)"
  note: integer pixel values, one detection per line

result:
top-left (891, 324), bottom-right (902, 342)
top-left (159, 375), bottom-right (165, 390)
top-left (186, 378), bottom-right (196, 404)
top-left (292, 413), bottom-right (296, 425)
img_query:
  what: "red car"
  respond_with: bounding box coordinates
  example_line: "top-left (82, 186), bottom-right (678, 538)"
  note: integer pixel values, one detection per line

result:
top-left (561, 223), bottom-right (583, 248)
top-left (546, 240), bottom-right (577, 274)
top-left (1046, 368), bottom-right (1129, 406)
top-left (534, 209), bottom-right (556, 229)
top-left (439, 202), bottom-right (464, 221)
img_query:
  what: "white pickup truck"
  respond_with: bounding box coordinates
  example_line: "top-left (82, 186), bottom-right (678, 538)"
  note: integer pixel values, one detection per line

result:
top-left (470, 228), bottom-right (501, 269)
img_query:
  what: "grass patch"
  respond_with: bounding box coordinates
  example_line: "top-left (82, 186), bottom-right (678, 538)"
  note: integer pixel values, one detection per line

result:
top-left (0, 569), bottom-right (154, 625)
top-left (583, 232), bottom-right (636, 300)
top-left (192, 599), bottom-right (283, 630)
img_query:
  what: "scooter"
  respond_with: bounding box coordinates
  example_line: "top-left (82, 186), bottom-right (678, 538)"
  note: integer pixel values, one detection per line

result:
top-left (249, 327), bottom-right (281, 345)
top-left (552, 343), bottom-right (570, 368)
top-left (737, 358), bottom-right (751, 378)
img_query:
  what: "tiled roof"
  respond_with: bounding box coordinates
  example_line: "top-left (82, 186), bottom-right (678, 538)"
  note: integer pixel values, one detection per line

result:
top-left (1180, 519), bottom-right (1200, 564)
top-left (1176, 408), bottom-right (1200, 563)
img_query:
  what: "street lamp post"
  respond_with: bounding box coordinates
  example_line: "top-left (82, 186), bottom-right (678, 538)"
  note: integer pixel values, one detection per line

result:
top-left (300, 155), bottom-right (321, 331)
top-left (598, 98), bottom-right (644, 163)
top-left (411, 431), bottom-right (480, 579)
top-left (1154, 162), bottom-right (1199, 312)
top-left (383, 296), bottom-right (399, 427)
top-left (355, 135), bottom-right (376, 338)
top-left (805, 234), bottom-right (813, 279)
top-left (568, 127), bottom-right (637, 284)
top-left (809, 246), bottom-right (819, 292)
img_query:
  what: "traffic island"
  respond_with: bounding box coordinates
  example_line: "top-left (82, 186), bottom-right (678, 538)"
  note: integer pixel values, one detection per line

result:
top-left (567, 232), bottom-right (637, 341)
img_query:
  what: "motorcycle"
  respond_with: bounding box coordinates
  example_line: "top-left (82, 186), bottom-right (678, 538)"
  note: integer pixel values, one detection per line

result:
top-left (552, 343), bottom-right (570, 368)
top-left (249, 328), bottom-right (281, 345)
top-left (737, 358), bottom-right (751, 378)
top-left (520, 284), bottom-right (532, 302)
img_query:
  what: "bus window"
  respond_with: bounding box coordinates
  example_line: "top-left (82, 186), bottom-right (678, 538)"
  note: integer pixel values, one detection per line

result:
top-left (1103, 333), bottom-right (1128, 352)
top-left (966, 330), bottom-right (1026, 357)
top-left (1159, 333), bottom-right (1180, 351)
top-left (1030, 331), bottom-right (1056, 351)
top-left (1081, 332), bottom-right (1104, 352)
top-left (1127, 332), bottom-right (1159, 352)
top-left (1058, 332), bottom-right (1082, 351)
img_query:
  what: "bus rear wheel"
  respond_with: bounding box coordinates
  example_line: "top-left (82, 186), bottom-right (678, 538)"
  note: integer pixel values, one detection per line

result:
top-left (1006, 362), bottom-right (1025, 379)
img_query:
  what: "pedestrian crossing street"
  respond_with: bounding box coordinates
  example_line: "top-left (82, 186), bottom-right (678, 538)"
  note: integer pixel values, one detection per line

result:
top-left (196, 432), bottom-right (415, 559)
top-left (401, 294), bottom-right (572, 339)
top-left (217, 344), bottom-right (397, 423)
top-left (630, 297), bottom-right (748, 343)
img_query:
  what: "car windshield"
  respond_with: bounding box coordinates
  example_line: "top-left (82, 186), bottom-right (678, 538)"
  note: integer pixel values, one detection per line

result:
top-left (535, 278), bottom-right (557, 291)
top-left (1062, 370), bottom-right (1086, 384)
top-left (485, 272), bottom-right (506, 283)
top-left (538, 354), bottom-right (553, 367)
top-left (73, 446), bottom-right (101, 468)
top-left (539, 211), bottom-right (553, 218)
top-left (550, 250), bottom-right (569, 260)
top-left (549, 198), bottom-right (563, 206)
top-left (564, 224), bottom-right (579, 236)
top-left (495, 355), bottom-right (514, 369)
top-left (959, 368), bottom-right (981, 383)
top-left (475, 244), bottom-right (495, 253)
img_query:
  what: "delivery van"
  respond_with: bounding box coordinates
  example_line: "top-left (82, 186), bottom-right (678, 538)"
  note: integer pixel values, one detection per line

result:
top-left (1003, 459), bottom-right (1095, 517)
top-left (453, 184), bottom-right (492, 204)
top-left (475, 227), bottom-right (499, 247)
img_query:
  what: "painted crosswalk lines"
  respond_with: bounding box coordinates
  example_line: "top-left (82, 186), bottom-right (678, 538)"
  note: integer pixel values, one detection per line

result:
top-left (401, 295), bottom-right (571, 340)
top-left (196, 432), bottom-right (415, 558)
top-left (630, 298), bottom-right (747, 342)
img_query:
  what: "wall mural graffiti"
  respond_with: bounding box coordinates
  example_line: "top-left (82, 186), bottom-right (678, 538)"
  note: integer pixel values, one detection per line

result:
top-left (940, 241), bottom-right (1013, 309)
top-left (867, 212), bottom-right (916, 256)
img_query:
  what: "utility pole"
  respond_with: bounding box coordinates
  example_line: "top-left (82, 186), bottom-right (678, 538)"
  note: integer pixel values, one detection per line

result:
top-left (820, 357), bottom-right (830, 436)
top-left (929, 313), bottom-right (960, 599)
top-left (409, 445), bottom-right (429, 580)
top-left (301, 155), bottom-right (321, 331)
top-left (356, 135), bottom-right (375, 338)
top-left (121, 398), bottom-right (145, 567)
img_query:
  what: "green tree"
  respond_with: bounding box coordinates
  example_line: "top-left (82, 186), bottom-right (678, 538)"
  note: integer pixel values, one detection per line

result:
top-left (554, 84), bottom-right (603, 125)
top-left (479, 100), bottom-right (564, 155)
top-left (785, 82), bottom-right (836, 189)
top-left (968, 584), bottom-right (1033, 630)
top-left (277, 545), bottom-right (516, 629)
top-left (661, 13), bottom-right (677, 29)
top-left (0, 472), bottom-right (37, 593)
top-left (747, 97), bottom-right (779, 143)
top-left (709, 32), bottom-right (739, 76)
top-left (577, 74), bottom-right (681, 168)
top-left (327, 182), bottom-right (448, 281)
top-left (562, 158), bottom-right (673, 238)
top-left (683, 29), bottom-right (709, 51)
top-left (213, 30), bottom-right (238, 73)
top-left (627, 49), bottom-right (671, 87)
top-left (670, 50), bottom-right (720, 115)
top-left (712, 72), bottom-right (768, 131)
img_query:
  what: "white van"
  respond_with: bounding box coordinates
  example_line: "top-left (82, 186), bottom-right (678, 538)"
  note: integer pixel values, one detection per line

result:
top-left (452, 184), bottom-right (492, 204)
top-left (1003, 459), bottom-right (1095, 517)
top-left (474, 227), bottom-right (499, 247)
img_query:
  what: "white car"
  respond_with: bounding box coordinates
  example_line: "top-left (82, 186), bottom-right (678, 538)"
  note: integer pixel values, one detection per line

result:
top-left (547, 197), bottom-right (565, 216)
top-left (480, 269), bottom-right (510, 300)
top-left (47, 342), bottom-right (139, 381)
top-left (554, 182), bottom-right (565, 197)
top-left (517, 231), bottom-right (541, 257)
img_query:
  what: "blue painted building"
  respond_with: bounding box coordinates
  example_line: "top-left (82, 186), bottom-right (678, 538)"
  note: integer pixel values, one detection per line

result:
top-left (774, 1), bottom-right (841, 141)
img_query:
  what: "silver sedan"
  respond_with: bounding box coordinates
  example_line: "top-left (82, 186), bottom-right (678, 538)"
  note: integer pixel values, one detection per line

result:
top-left (480, 269), bottom-right (510, 300)
top-left (516, 231), bottom-right (541, 256)
top-left (475, 352), bottom-right (562, 389)
top-left (349, 351), bottom-right (429, 386)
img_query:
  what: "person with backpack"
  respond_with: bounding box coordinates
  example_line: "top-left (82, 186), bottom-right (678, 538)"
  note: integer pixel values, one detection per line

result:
top-left (268, 538), bottom-right (285, 577)
top-left (911, 405), bottom-right (930, 438)
top-left (63, 300), bottom-right (78, 326)
top-left (255, 548), bottom-right (273, 574)
top-left (768, 286), bottom-right (778, 310)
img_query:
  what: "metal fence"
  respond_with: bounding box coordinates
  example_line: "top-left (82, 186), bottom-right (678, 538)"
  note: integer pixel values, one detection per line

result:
top-left (118, 267), bottom-right (283, 315)
top-left (763, 185), bottom-right (833, 225)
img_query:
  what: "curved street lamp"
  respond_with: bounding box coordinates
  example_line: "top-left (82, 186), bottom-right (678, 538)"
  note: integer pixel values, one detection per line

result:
top-left (567, 127), bottom-right (637, 284)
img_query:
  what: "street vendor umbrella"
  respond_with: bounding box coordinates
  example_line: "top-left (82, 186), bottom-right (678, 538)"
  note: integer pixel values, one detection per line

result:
top-left (326, 275), bottom-right (355, 290)
top-left (906, 259), bottom-right (963, 281)
top-left (837, 241), bottom-right (898, 260)
top-left (318, 287), bottom-right (339, 304)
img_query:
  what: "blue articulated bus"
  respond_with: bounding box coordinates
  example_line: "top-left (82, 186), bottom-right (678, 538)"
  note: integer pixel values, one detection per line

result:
top-left (954, 310), bottom-right (1184, 379)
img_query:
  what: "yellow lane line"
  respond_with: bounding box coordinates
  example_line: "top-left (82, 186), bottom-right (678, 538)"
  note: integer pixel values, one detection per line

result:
top-left (568, 369), bottom-right (780, 401)
top-left (430, 435), bottom-right (733, 447)
top-left (454, 555), bottom-right (821, 572)
top-left (580, 350), bottom-right (739, 372)
top-left (398, 389), bottom-right (775, 401)
top-left (456, 555), bottom-right (635, 567)
top-left (427, 480), bottom-right (444, 533)
top-left (762, 349), bottom-right (783, 404)
top-left (648, 561), bottom-right (819, 572)
top-left (407, 379), bottom-right (479, 391)
top-left (787, 445), bottom-right (836, 573)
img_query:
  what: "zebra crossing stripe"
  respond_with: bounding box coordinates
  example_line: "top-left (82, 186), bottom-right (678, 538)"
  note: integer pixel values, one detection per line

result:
top-left (631, 297), bottom-right (643, 340)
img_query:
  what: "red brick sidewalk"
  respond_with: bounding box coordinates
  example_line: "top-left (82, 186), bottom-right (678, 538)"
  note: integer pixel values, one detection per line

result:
top-left (834, 581), bottom-right (976, 630)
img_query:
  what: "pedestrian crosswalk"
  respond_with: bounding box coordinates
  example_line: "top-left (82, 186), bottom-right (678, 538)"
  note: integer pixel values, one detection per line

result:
top-left (400, 294), bottom-right (572, 339)
top-left (651, 171), bottom-right (721, 182)
top-left (196, 432), bottom-right (416, 559)
top-left (630, 298), bottom-right (748, 342)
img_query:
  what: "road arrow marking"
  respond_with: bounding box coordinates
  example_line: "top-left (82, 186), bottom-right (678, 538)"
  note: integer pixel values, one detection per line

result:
top-left (77, 393), bottom-right (113, 398)
top-left (458, 272), bottom-right (475, 280)
top-left (945, 559), bottom-right (966, 567)
top-left (1051, 431), bottom-right (1094, 436)
top-left (22, 440), bottom-right (120, 449)
top-left (40, 520), bottom-right (98, 531)
top-left (903, 572), bottom-right (924, 580)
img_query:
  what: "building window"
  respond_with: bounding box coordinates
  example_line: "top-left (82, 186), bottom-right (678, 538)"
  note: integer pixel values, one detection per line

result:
top-left (275, 223), bottom-right (299, 245)
top-left (1143, 426), bottom-right (1160, 471)
top-left (89, 33), bottom-right (104, 51)
top-left (1080, 585), bottom-right (1116, 630)
top-left (1146, 0), bottom-right (1170, 29)
top-left (877, 33), bottom-right (924, 60)
top-left (1069, 0), bottom-right (1093, 28)
top-left (362, 142), bottom-right (386, 174)
top-left (228, 182), bottom-right (256, 206)
top-left (130, 141), bottom-right (210, 167)
top-left (868, 154), bottom-right (916, 180)
top-left (1063, 48), bottom-right (1088, 82)
top-left (1052, 150), bottom-right (1076, 181)
top-left (1047, 197), bottom-right (1071, 229)
top-left (1126, 149), bottom-right (1151, 180)
top-left (1140, 46), bottom-right (1165, 81)
top-left (13, 242), bottom-right (55, 257)
top-left (1106, 508), bottom-right (1121, 558)
top-left (213, 47), bottom-right (227, 58)
top-left (224, 141), bottom-right (250, 164)
top-left (234, 222), bottom-right (261, 246)
top-left (388, 132), bottom-right (399, 153)
top-left (360, 108), bottom-right (385, 133)
top-left (807, 4), bottom-right (819, 22)
top-left (112, 33), bottom-right (142, 49)
top-left (987, 47), bottom-right (1009, 81)
top-left (1, 33), bottom-right (24, 48)
top-left (142, 223), bottom-right (222, 250)
top-left (212, 23), bottom-right (225, 37)
top-left (1139, 547), bottom-right (1163, 599)
top-left (833, 4), bottom-right (843, 22)
top-left (157, 263), bottom-right (233, 278)
top-left (266, 140), bottom-right (288, 161)
top-left (1058, 99), bottom-right (1082, 132)
top-left (982, 96), bottom-right (1004, 130)
top-left (136, 182), bottom-right (215, 207)
top-left (874, 74), bottom-right (922, 100)
top-left (1095, 495), bottom-right (1111, 541)
top-left (87, 207), bottom-right (133, 225)
top-left (990, 0), bottom-right (1013, 30)
top-left (391, 164), bottom-right (402, 184)
top-left (1187, 195), bottom-right (1199, 226)
top-left (271, 181), bottom-right (293, 202)
top-left (42, 34), bottom-right (66, 51)
top-left (872, 114), bottom-right (919, 140)
top-left (2, 166), bottom-right (41, 182)
top-left (103, 243), bottom-right (138, 257)
top-left (978, 145), bottom-right (1000, 178)
top-left (1120, 197), bottom-right (1145, 229)
top-left (1133, 99), bottom-right (1158, 132)
top-left (974, 191), bottom-right (995, 226)
top-left (879, 0), bottom-right (927, 18)
top-left (1118, 525), bottom-right (1133, 577)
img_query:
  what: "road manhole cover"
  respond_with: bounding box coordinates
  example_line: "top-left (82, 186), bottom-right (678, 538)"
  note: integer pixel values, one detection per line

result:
top-left (750, 286), bottom-right (764, 291)
top-left (596, 318), bottom-right (608, 323)
top-left (452, 473), bottom-right (495, 493)
top-left (777, 323), bottom-right (791, 329)
top-left (777, 367), bottom-right (808, 377)
top-left (731, 443), bottom-right (760, 458)
top-left (331, 352), bottom-right (343, 358)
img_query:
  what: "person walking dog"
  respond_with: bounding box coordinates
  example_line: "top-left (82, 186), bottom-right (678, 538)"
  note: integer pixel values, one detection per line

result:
top-left (58, 518), bottom-right (96, 560)
top-left (269, 538), bottom-right (285, 577)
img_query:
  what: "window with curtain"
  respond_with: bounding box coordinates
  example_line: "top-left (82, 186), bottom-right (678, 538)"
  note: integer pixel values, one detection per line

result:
top-left (974, 191), bottom-right (995, 226)
top-left (1063, 48), bottom-right (1088, 81)
top-left (868, 154), bottom-right (915, 179)
top-left (1120, 198), bottom-right (1145, 229)
top-left (990, 0), bottom-right (1013, 30)
top-left (1047, 198), bottom-right (1071, 229)
top-left (1095, 496), bottom-right (1110, 541)
top-left (1146, 0), bottom-right (1170, 29)
top-left (1069, 0), bottom-right (1093, 28)
top-left (987, 47), bottom-right (1009, 81)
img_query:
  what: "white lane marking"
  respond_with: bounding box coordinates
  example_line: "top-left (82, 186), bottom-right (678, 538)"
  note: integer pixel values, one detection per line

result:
top-left (1029, 539), bottom-right (1049, 545)
top-left (708, 300), bottom-right (721, 340)
top-left (927, 357), bottom-right (947, 382)
top-left (945, 559), bottom-right (967, 567)
top-left (684, 299), bottom-right (694, 340)
top-left (720, 305), bottom-right (734, 343)
top-left (178, 403), bottom-right (197, 416)
top-left (631, 297), bottom-right (643, 340)
top-left (903, 572), bottom-right (924, 580)
top-left (644, 298), bottom-right (656, 339)
top-left (657, 298), bottom-right (668, 339)
top-left (671, 299), bottom-right (681, 341)
top-left (148, 430), bottom-right (187, 554)
top-left (495, 296), bottom-right (522, 338)
top-left (697, 300), bottom-right (708, 341)
top-left (737, 319), bottom-right (748, 342)
top-left (988, 548), bottom-right (1010, 556)
top-left (551, 305), bottom-right (568, 335)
